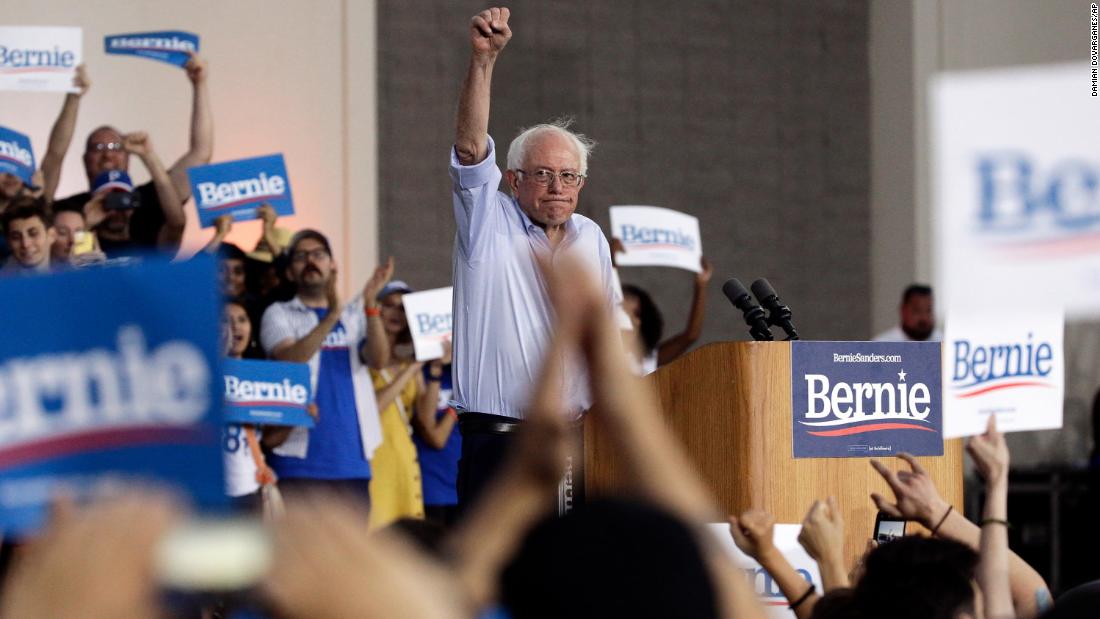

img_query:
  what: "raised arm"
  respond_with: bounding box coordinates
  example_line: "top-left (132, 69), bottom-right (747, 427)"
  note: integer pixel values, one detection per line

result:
top-left (270, 277), bottom-right (343, 363)
top-left (412, 343), bottom-right (457, 449)
top-left (454, 7), bottom-right (511, 166)
top-left (201, 215), bottom-right (232, 254)
top-left (967, 417), bottom-right (1014, 619)
top-left (657, 256), bottom-right (713, 366)
top-left (39, 65), bottom-right (90, 204)
top-left (374, 361), bottom-right (424, 412)
top-left (870, 453), bottom-right (1050, 618)
top-left (730, 510), bottom-right (820, 619)
top-left (122, 132), bottom-right (186, 250)
top-left (167, 52), bottom-right (213, 202)
top-left (359, 257), bottom-right (395, 369)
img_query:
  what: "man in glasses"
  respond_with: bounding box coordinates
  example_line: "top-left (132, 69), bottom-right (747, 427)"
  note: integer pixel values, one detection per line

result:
top-left (449, 7), bottom-right (621, 511)
top-left (52, 53), bottom-right (214, 259)
top-left (259, 230), bottom-right (396, 512)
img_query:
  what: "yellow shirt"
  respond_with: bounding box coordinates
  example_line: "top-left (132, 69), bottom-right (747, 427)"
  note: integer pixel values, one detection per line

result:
top-left (368, 364), bottom-right (425, 528)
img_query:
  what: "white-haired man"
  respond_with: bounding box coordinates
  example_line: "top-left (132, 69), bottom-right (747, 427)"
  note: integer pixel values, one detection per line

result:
top-left (450, 6), bottom-right (620, 511)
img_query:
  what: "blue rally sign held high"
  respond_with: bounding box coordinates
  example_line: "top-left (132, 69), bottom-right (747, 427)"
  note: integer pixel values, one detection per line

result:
top-left (188, 154), bottom-right (294, 227)
top-left (0, 125), bottom-right (36, 187)
top-left (104, 30), bottom-right (199, 67)
top-left (223, 359), bottom-right (314, 428)
top-left (0, 256), bottom-right (225, 536)
top-left (791, 341), bottom-right (944, 459)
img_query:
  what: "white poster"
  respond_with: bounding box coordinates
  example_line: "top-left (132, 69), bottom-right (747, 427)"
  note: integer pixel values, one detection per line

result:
top-left (933, 63), bottom-right (1100, 319)
top-left (942, 308), bottom-right (1065, 439)
top-left (0, 27), bottom-right (82, 92)
top-left (707, 523), bottom-right (822, 619)
top-left (609, 205), bottom-right (702, 273)
top-left (401, 286), bottom-right (452, 362)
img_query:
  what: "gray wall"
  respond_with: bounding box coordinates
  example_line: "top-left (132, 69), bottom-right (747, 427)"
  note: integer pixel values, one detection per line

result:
top-left (377, 0), bottom-right (870, 346)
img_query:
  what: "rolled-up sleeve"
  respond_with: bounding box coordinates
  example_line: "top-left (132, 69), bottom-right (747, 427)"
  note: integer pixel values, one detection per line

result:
top-left (450, 136), bottom-right (505, 259)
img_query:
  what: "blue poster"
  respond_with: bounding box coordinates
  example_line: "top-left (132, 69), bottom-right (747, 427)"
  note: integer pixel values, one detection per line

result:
top-left (791, 341), bottom-right (943, 458)
top-left (104, 31), bottom-right (199, 67)
top-left (223, 359), bottom-right (314, 427)
top-left (0, 256), bottom-right (225, 536)
top-left (188, 154), bottom-right (294, 227)
top-left (0, 125), bottom-right (36, 187)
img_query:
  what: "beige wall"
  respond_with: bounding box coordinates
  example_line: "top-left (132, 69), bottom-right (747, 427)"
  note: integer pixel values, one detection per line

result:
top-left (0, 0), bottom-right (379, 295)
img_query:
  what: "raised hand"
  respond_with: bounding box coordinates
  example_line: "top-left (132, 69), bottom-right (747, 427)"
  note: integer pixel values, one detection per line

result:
top-left (72, 64), bottom-right (91, 96)
top-left (797, 497), bottom-right (844, 564)
top-left (122, 131), bottom-right (153, 157)
top-left (326, 267), bottom-right (341, 312)
top-left (870, 453), bottom-right (950, 528)
top-left (967, 416), bottom-right (1009, 486)
top-left (214, 214), bottom-right (233, 239)
top-left (728, 509), bottom-right (777, 561)
top-left (362, 256), bottom-right (395, 305)
top-left (184, 51), bottom-right (208, 85)
top-left (258, 203), bottom-right (278, 229)
top-left (470, 7), bottom-right (512, 57)
top-left (83, 193), bottom-right (108, 230)
top-left (696, 256), bottom-right (714, 285)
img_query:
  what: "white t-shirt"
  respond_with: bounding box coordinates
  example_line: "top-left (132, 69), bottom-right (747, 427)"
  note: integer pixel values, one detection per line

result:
top-left (223, 424), bottom-right (260, 497)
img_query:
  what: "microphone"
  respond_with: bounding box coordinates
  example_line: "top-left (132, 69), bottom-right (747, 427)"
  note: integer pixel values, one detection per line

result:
top-left (750, 278), bottom-right (800, 341)
top-left (722, 278), bottom-right (774, 341)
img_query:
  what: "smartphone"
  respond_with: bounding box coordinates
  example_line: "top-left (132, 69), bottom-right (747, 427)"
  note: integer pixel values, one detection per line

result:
top-left (155, 516), bottom-right (272, 611)
top-left (873, 511), bottom-right (907, 544)
top-left (72, 230), bottom-right (96, 256)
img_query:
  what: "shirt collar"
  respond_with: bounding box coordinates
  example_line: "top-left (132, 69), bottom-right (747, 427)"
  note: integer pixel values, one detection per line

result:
top-left (511, 196), bottom-right (580, 244)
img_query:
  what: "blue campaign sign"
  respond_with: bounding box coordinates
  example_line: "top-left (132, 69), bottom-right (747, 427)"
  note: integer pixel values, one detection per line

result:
top-left (104, 30), bottom-right (199, 67)
top-left (791, 341), bottom-right (944, 459)
top-left (187, 154), bottom-right (294, 227)
top-left (0, 255), bottom-right (226, 536)
top-left (222, 359), bottom-right (314, 427)
top-left (0, 125), bottom-right (36, 187)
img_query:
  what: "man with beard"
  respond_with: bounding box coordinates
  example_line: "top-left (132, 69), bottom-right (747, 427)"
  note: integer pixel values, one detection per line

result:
top-left (874, 284), bottom-right (941, 342)
top-left (259, 230), bottom-right (395, 511)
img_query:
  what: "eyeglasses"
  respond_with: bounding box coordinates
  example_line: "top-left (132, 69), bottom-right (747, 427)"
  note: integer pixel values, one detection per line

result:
top-left (515, 168), bottom-right (586, 187)
top-left (290, 248), bottom-right (331, 263)
top-left (87, 142), bottom-right (124, 153)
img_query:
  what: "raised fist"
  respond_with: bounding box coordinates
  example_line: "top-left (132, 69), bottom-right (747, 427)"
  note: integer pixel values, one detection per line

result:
top-left (470, 7), bottom-right (512, 57)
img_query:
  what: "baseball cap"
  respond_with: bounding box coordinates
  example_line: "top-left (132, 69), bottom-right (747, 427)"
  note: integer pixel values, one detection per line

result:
top-left (92, 170), bottom-right (135, 195)
top-left (377, 280), bottom-right (413, 301)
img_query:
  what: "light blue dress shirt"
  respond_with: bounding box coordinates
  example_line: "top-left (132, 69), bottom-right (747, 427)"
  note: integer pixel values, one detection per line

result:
top-left (449, 136), bottom-right (620, 420)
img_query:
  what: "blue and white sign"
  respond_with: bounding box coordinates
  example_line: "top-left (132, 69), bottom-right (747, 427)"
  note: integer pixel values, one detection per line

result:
top-left (791, 341), bottom-right (943, 459)
top-left (402, 286), bottom-right (453, 361)
top-left (0, 26), bottom-right (82, 92)
top-left (709, 523), bottom-right (822, 619)
top-left (223, 359), bottom-right (314, 427)
top-left (0, 126), bottom-right (36, 187)
top-left (933, 63), bottom-right (1100, 319)
top-left (942, 309), bottom-right (1064, 438)
top-left (0, 256), bottom-right (225, 536)
top-left (187, 154), bottom-right (294, 227)
top-left (610, 205), bottom-right (702, 273)
top-left (105, 30), bottom-right (199, 68)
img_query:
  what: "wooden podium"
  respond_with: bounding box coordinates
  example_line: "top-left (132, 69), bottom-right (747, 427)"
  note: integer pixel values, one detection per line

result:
top-left (584, 341), bottom-right (963, 567)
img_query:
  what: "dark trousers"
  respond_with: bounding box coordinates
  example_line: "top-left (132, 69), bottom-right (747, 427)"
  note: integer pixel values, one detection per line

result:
top-left (456, 412), bottom-right (584, 517)
top-left (456, 413), bottom-right (519, 516)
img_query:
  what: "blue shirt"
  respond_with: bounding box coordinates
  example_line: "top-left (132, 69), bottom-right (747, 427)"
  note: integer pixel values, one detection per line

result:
top-left (449, 136), bottom-right (621, 419)
top-left (268, 309), bottom-right (371, 479)
top-left (413, 364), bottom-right (461, 506)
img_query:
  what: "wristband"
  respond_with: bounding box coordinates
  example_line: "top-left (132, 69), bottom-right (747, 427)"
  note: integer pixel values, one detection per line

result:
top-left (365, 306), bottom-right (381, 317)
top-left (980, 518), bottom-right (1010, 528)
top-left (930, 505), bottom-right (953, 536)
top-left (789, 584), bottom-right (815, 610)
top-left (445, 407), bottom-right (459, 420)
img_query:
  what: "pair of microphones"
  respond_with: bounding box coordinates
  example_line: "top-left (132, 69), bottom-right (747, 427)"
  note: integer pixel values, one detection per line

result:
top-left (721, 278), bottom-right (799, 341)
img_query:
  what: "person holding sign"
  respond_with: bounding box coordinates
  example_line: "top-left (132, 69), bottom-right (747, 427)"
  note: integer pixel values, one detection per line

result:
top-left (260, 230), bottom-right (394, 511)
top-left (367, 281), bottom-right (453, 528)
top-left (52, 52), bottom-right (213, 258)
top-left (451, 6), bottom-right (620, 510)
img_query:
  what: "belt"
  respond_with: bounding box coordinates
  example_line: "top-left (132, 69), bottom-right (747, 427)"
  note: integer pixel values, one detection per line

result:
top-left (459, 412), bottom-right (523, 435)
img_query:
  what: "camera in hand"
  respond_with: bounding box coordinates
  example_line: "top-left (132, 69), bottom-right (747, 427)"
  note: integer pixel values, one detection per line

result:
top-left (104, 189), bottom-right (139, 210)
top-left (91, 170), bottom-right (140, 210)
